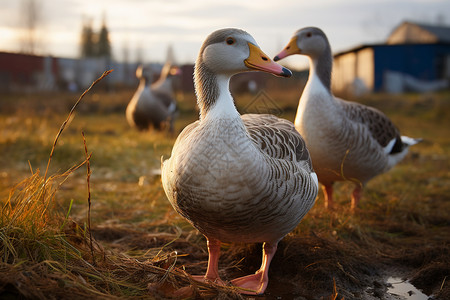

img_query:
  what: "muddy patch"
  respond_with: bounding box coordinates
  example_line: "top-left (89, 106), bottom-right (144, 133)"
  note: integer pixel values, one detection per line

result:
top-left (91, 225), bottom-right (450, 299)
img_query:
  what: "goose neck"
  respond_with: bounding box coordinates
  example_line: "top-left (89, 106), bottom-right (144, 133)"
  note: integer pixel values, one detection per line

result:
top-left (309, 49), bottom-right (332, 93)
top-left (139, 77), bottom-right (150, 87)
top-left (195, 63), bottom-right (239, 121)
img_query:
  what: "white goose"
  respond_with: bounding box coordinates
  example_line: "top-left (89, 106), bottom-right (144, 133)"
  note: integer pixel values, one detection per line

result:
top-left (274, 27), bottom-right (421, 210)
top-left (126, 64), bottom-right (177, 132)
top-left (161, 28), bottom-right (318, 295)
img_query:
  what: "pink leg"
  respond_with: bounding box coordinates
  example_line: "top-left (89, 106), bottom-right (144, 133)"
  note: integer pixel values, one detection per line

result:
top-left (231, 242), bottom-right (277, 295)
top-left (351, 185), bottom-right (362, 212)
top-left (192, 238), bottom-right (225, 285)
top-left (322, 184), bottom-right (334, 209)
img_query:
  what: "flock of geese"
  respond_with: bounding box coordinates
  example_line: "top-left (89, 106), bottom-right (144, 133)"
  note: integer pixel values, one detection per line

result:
top-left (128, 27), bottom-right (421, 295)
top-left (126, 61), bottom-right (179, 132)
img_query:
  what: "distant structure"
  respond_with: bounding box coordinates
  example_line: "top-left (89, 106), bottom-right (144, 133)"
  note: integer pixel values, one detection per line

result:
top-left (0, 28), bottom-right (301, 93)
top-left (0, 52), bottom-right (57, 92)
top-left (332, 21), bottom-right (450, 95)
top-left (387, 21), bottom-right (450, 44)
top-left (0, 16), bottom-right (122, 92)
top-left (0, 51), bottom-right (140, 92)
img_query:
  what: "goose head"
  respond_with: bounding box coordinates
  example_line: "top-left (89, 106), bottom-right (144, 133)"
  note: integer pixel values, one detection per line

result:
top-left (195, 28), bottom-right (291, 117)
top-left (197, 28), bottom-right (291, 77)
top-left (274, 27), bottom-right (333, 91)
top-left (136, 64), bottom-right (154, 84)
top-left (274, 27), bottom-right (330, 61)
top-left (160, 63), bottom-right (181, 81)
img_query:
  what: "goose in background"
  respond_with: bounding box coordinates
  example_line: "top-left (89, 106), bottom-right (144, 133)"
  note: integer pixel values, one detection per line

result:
top-left (126, 63), bottom-right (178, 132)
top-left (152, 61), bottom-right (181, 100)
top-left (161, 28), bottom-right (318, 295)
top-left (274, 27), bottom-right (421, 211)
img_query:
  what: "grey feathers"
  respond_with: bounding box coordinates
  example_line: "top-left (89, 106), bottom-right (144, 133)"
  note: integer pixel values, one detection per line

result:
top-left (339, 100), bottom-right (404, 153)
top-left (243, 114), bottom-right (313, 168)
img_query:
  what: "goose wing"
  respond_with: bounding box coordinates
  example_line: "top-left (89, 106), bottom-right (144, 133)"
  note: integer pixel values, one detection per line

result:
top-left (338, 99), bottom-right (404, 154)
top-left (242, 114), bottom-right (313, 169)
top-left (152, 89), bottom-right (177, 111)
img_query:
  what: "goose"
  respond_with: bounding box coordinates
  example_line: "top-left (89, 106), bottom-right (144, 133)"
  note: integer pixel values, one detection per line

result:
top-left (274, 27), bottom-right (421, 210)
top-left (126, 64), bottom-right (178, 132)
top-left (161, 28), bottom-right (318, 295)
top-left (151, 61), bottom-right (181, 100)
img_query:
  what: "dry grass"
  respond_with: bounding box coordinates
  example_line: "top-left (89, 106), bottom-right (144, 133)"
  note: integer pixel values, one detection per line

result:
top-left (0, 74), bottom-right (243, 299)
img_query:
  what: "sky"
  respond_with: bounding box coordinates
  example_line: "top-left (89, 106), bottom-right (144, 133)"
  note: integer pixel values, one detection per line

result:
top-left (1, 0), bottom-right (449, 69)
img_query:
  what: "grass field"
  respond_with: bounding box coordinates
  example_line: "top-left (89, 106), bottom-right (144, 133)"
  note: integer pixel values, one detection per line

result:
top-left (0, 77), bottom-right (449, 299)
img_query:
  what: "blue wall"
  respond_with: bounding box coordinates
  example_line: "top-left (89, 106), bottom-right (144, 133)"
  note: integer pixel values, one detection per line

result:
top-left (372, 44), bottom-right (450, 91)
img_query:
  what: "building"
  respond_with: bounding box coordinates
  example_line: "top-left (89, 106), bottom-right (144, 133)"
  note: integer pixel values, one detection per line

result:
top-left (0, 51), bottom-right (146, 93)
top-left (0, 52), bottom-right (59, 92)
top-left (332, 21), bottom-right (450, 94)
top-left (387, 21), bottom-right (450, 45)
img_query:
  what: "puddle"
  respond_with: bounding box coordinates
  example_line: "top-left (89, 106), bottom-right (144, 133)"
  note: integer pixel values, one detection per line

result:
top-left (387, 277), bottom-right (428, 300)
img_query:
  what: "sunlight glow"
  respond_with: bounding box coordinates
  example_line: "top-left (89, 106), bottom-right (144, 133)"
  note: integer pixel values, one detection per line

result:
top-left (0, 0), bottom-right (449, 65)
top-left (0, 27), bottom-right (19, 52)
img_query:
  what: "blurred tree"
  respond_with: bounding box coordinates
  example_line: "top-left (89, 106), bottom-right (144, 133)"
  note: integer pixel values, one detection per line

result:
top-left (97, 15), bottom-right (111, 59)
top-left (135, 44), bottom-right (144, 65)
top-left (122, 41), bottom-right (129, 65)
top-left (80, 19), bottom-right (96, 58)
top-left (165, 44), bottom-right (176, 65)
top-left (435, 13), bottom-right (446, 25)
top-left (80, 15), bottom-right (112, 59)
top-left (20, 0), bottom-right (42, 54)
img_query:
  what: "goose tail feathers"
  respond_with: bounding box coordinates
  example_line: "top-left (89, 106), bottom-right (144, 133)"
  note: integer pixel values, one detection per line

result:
top-left (386, 136), bottom-right (421, 171)
top-left (401, 136), bottom-right (422, 146)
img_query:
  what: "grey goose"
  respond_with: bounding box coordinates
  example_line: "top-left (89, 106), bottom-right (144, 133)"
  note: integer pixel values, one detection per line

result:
top-left (161, 28), bottom-right (318, 294)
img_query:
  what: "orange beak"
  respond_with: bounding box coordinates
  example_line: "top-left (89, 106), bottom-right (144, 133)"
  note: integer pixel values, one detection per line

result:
top-left (170, 66), bottom-right (182, 76)
top-left (244, 42), bottom-right (291, 78)
top-left (274, 37), bottom-right (300, 61)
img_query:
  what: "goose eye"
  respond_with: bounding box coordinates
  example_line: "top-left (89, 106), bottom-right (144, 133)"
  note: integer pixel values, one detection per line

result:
top-left (226, 37), bottom-right (235, 45)
top-left (306, 32), bottom-right (312, 38)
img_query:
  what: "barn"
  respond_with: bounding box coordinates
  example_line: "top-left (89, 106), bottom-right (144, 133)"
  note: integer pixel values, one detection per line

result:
top-left (0, 52), bottom-right (59, 92)
top-left (332, 21), bottom-right (450, 94)
top-left (0, 52), bottom-right (140, 92)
